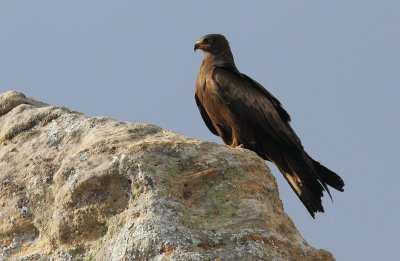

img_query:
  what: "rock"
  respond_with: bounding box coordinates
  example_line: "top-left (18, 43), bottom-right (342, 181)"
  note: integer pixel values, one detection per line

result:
top-left (0, 90), bottom-right (335, 261)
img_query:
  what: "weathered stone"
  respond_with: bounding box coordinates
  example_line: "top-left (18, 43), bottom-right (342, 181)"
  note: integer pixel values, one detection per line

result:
top-left (0, 91), bottom-right (334, 260)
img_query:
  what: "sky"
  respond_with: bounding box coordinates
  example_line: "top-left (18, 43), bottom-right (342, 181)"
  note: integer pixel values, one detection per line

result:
top-left (1, 1), bottom-right (399, 260)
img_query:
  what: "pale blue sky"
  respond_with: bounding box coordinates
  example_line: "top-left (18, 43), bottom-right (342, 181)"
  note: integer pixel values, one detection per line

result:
top-left (1, 1), bottom-right (399, 260)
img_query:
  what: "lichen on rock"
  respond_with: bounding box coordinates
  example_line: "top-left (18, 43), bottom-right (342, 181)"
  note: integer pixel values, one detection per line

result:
top-left (0, 91), bottom-right (335, 260)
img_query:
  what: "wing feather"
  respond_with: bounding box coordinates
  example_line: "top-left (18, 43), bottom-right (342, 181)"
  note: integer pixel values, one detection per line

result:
top-left (212, 66), bottom-right (302, 149)
top-left (195, 94), bottom-right (219, 136)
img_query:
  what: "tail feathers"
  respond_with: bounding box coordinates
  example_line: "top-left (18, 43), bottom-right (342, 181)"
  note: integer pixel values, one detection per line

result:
top-left (279, 169), bottom-right (324, 218)
top-left (312, 160), bottom-right (345, 192)
top-left (278, 154), bottom-right (326, 218)
top-left (276, 153), bottom-right (344, 218)
top-left (258, 140), bottom-right (345, 218)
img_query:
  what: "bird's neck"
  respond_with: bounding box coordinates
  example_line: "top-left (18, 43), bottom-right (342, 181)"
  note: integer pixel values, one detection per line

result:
top-left (203, 51), bottom-right (236, 69)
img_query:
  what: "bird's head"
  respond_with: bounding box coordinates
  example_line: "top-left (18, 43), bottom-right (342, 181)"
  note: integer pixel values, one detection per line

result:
top-left (194, 34), bottom-right (231, 56)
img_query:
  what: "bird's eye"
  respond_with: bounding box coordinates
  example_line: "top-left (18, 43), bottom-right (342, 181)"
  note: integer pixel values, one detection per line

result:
top-left (204, 38), bottom-right (212, 44)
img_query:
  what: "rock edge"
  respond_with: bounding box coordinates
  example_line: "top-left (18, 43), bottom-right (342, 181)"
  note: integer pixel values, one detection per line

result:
top-left (0, 91), bottom-right (334, 261)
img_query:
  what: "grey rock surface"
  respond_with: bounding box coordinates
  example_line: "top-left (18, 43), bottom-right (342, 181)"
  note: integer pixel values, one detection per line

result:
top-left (0, 91), bottom-right (334, 260)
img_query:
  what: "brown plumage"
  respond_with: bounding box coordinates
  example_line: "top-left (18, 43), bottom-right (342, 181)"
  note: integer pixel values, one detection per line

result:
top-left (194, 34), bottom-right (344, 218)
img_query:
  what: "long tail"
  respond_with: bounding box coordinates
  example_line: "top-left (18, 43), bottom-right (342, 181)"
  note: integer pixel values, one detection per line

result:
top-left (312, 159), bottom-right (344, 192)
top-left (268, 151), bottom-right (344, 218)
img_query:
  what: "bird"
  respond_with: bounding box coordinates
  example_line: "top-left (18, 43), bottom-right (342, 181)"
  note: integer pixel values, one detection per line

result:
top-left (194, 34), bottom-right (344, 218)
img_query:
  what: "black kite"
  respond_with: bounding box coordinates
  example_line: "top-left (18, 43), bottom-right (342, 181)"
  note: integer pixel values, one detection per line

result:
top-left (194, 34), bottom-right (344, 218)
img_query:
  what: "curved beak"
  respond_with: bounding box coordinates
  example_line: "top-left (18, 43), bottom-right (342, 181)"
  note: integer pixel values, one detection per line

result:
top-left (194, 42), bottom-right (200, 52)
top-left (194, 40), bottom-right (210, 52)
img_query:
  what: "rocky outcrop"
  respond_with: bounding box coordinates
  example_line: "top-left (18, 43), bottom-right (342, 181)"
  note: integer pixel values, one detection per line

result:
top-left (0, 91), bottom-right (334, 260)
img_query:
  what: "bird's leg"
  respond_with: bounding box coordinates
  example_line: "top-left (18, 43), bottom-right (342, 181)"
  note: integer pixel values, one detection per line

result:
top-left (231, 137), bottom-right (244, 148)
